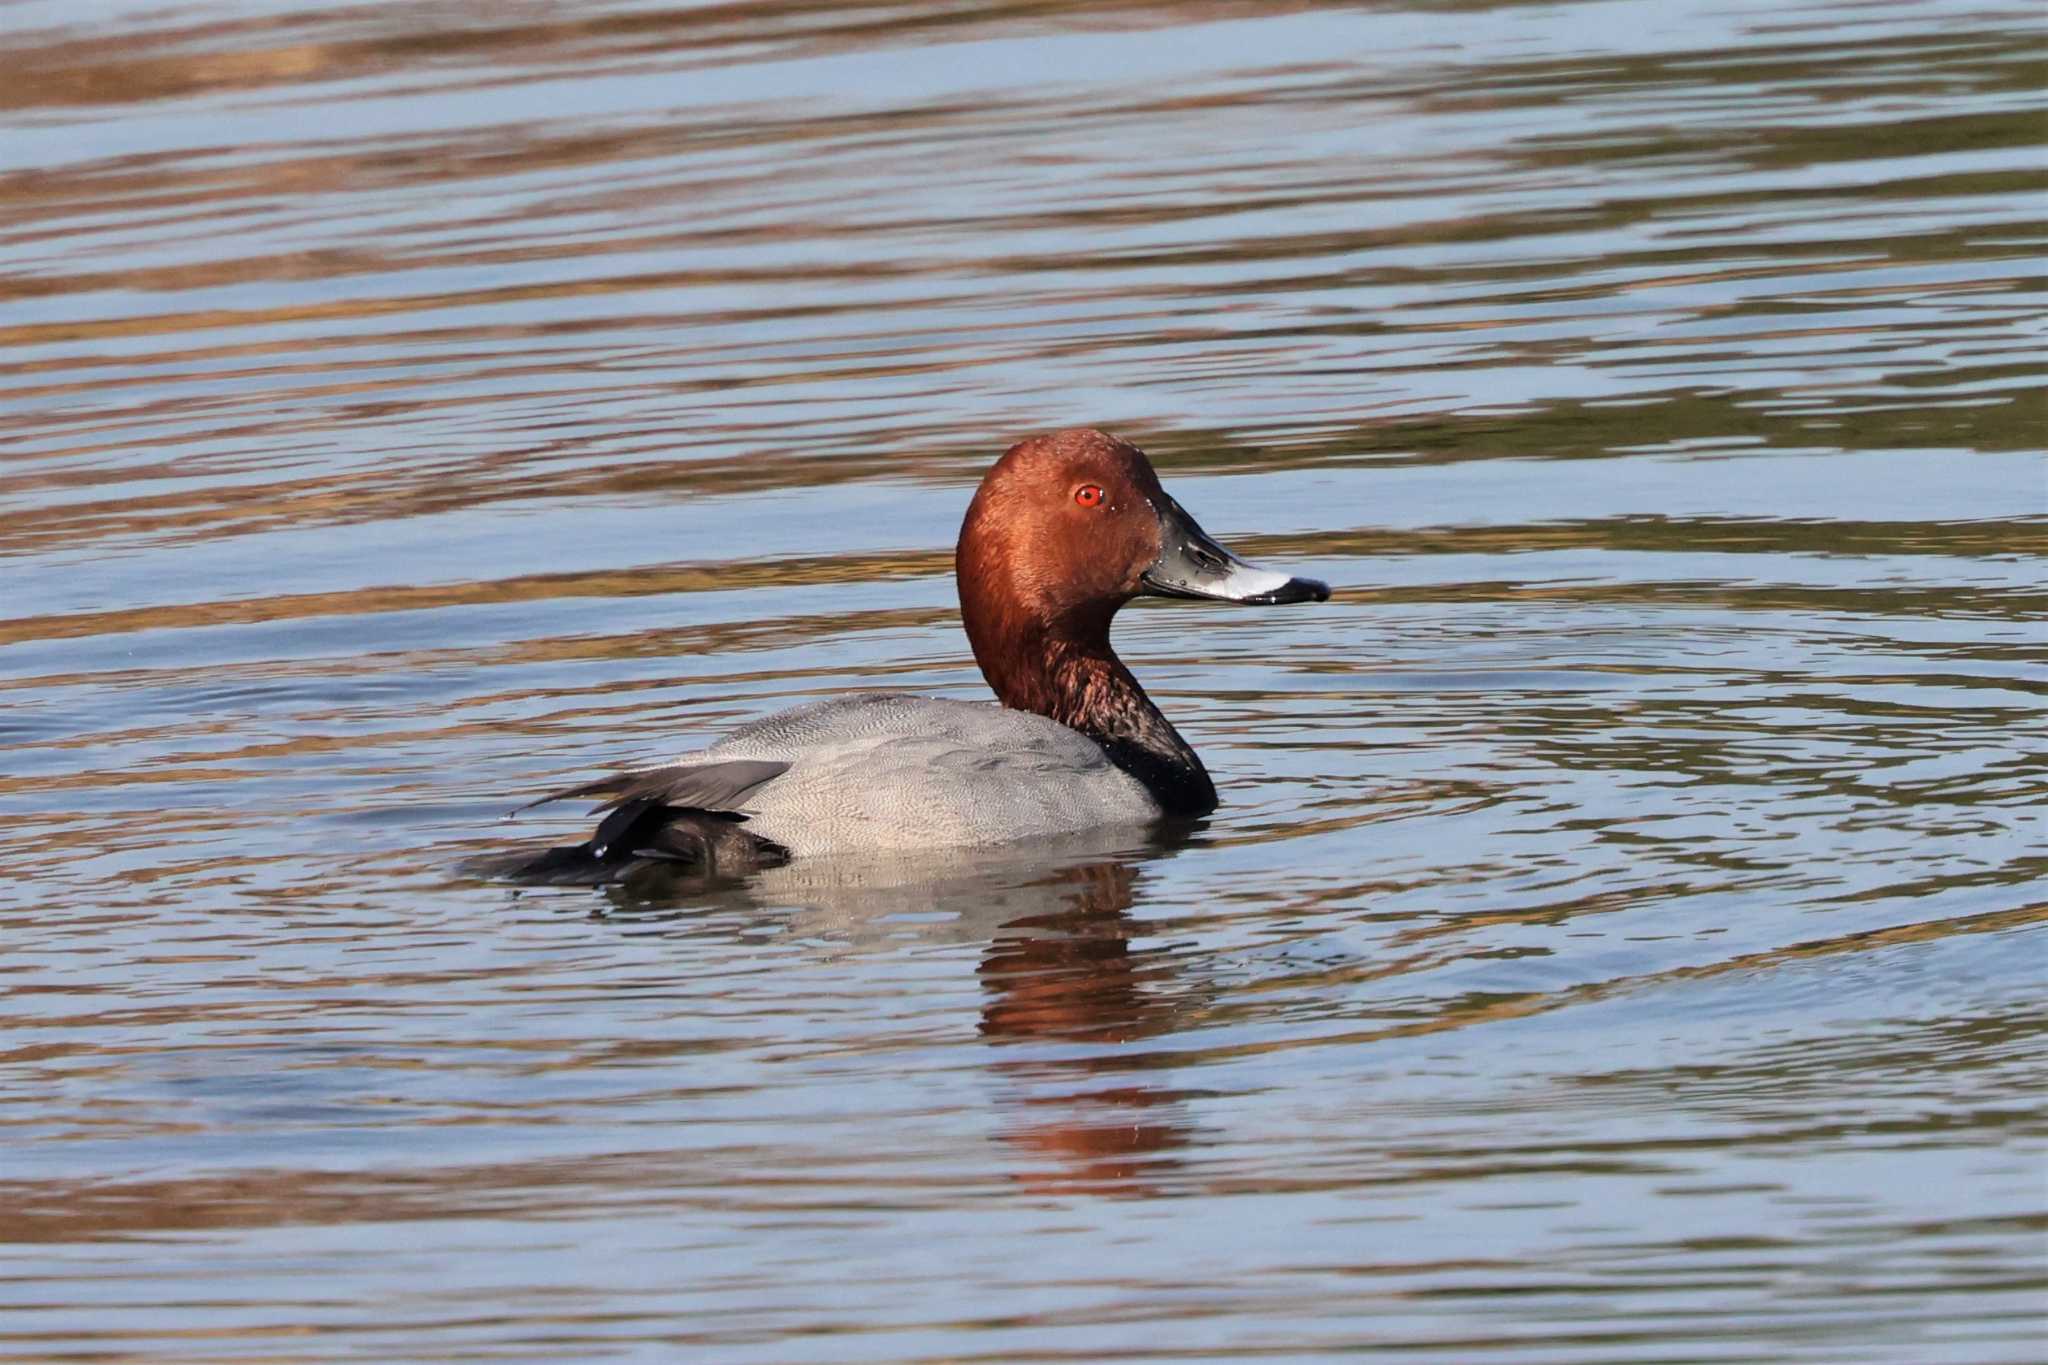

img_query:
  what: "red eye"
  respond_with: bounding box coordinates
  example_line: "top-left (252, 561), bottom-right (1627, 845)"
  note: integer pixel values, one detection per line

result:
top-left (1074, 484), bottom-right (1105, 508)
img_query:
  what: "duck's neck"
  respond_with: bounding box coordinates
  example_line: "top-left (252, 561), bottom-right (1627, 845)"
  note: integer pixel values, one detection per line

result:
top-left (974, 615), bottom-right (1218, 819)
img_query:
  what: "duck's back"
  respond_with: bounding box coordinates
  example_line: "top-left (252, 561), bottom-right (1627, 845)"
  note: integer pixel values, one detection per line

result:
top-left (705, 693), bottom-right (1159, 856)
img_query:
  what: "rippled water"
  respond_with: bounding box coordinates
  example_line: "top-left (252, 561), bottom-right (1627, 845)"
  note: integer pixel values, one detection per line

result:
top-left (3, 0), bottom-right (2044, 1359)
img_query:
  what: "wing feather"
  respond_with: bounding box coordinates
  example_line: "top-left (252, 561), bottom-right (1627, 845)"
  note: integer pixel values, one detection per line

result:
top-left (515, 757), bottom-right (789, 816)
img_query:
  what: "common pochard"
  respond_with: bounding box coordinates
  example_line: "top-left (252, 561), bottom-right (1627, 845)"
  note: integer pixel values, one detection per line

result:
top-left (492, 428), bottom-right (1328, 882)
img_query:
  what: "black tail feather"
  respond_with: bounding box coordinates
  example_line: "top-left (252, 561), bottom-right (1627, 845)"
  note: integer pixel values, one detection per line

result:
top-left (470, 798), bottom-right (790, 887)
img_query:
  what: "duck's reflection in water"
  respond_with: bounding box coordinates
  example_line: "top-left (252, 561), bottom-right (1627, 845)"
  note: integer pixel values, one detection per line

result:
top-left (604, 829), bottom-right (1202, 1197)
top-left (973, 859), bottom-right (1198, 1196)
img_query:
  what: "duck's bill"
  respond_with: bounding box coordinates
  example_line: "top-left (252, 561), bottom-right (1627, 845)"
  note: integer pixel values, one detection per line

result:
top-left (1140, 494), bottom-right (1331, 606)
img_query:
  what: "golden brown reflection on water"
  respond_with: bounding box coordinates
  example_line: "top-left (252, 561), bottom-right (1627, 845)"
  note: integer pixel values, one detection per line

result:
top-left (2, 0), bottom-right (2044, 1358)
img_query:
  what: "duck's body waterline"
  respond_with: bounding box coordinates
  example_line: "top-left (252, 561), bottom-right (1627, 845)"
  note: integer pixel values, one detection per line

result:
top-left (703, 693), bottom-right (1158, 857)
top-left (488, 428), bottom-right (1327, 883)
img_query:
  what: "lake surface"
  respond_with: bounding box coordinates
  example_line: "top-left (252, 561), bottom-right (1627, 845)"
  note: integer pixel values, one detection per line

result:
top-left (2, 0), bottom-right (2043, 1359)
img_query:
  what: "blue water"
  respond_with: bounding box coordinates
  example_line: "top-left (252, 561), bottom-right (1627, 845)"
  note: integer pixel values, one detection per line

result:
top-left (1, 0), bottom-right (2042, 1359)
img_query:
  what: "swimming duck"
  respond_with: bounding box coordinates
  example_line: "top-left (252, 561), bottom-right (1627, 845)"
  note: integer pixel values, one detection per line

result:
top-left (493, 428), bottom-right (1327, 882)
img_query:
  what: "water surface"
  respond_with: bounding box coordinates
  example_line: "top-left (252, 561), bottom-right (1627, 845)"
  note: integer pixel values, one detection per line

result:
top-left (2, 0), bottom-right (2043, 1359)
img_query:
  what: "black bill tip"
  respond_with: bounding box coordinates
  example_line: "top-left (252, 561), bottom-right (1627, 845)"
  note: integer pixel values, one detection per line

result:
top-left (1240, 576), bottom-right (1330, 605)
